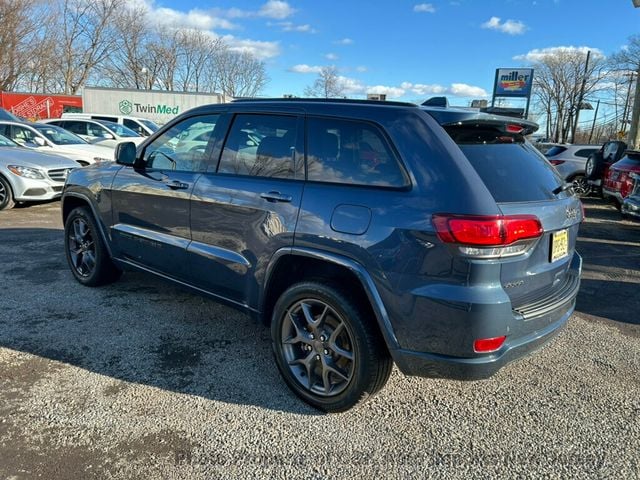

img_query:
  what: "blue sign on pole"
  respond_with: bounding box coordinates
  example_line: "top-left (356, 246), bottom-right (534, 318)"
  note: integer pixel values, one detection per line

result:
top-left (494, 68), bottom-right (534, 97)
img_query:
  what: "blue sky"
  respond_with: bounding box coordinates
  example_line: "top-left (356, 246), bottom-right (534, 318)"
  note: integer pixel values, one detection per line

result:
top-left (148, 0), bottom-right (639, 104)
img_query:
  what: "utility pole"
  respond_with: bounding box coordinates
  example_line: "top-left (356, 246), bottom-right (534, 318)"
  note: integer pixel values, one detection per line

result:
top-left (571, 50), bottom-right (591, 143)
top-left (628, 67), bottom-right (640, 149)
top-left (621, 72), bottom-right (635, 134)
top-left (588, 99), bottom-right (600, 144)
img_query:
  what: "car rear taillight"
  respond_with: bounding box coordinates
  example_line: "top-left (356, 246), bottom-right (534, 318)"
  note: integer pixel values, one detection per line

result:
top-left (620, 172), bottom-right (634, 198)
top-left (549, 160), bottom-right (565, 166)
top-left (432, 214), bottom-right (543, 258)
top-left (474, 336), bottom-right (506, 353)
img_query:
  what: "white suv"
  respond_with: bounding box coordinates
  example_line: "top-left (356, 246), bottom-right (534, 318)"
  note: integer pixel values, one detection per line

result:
top-left (41, 118), bottom-right (145, 149)
top-left (61, 113), bottom-right (159, 137)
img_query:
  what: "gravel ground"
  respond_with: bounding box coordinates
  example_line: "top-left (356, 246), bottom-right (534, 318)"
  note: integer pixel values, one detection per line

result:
top-left (0, 198), bottom-right (639, 479)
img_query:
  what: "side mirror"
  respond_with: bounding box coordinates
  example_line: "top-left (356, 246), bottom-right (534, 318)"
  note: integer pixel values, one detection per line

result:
top-left (33, 137), bottom-right (46, 147)
top-left (115, 141), bottom-right (137, 166)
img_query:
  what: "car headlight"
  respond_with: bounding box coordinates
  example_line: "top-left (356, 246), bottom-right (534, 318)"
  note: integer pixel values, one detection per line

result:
top-left (7, 165), bottom-right (45, 179)
top-left (93, 157), bottom-right (113, 164)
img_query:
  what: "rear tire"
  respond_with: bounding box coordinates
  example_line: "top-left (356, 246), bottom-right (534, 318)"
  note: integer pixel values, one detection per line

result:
top-left (64, 206), bottom-right (121, 286)
top-left (0, 176), bottom-right (15, 211)
top-left (271, 281), bottom-right (393, 412)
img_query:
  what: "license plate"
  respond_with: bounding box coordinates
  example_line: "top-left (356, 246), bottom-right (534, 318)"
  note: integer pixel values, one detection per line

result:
top-left (550, 229), bottom-right (569, 262)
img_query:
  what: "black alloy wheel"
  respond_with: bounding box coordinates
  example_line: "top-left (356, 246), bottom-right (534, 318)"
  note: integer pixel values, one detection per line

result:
top-left (64, 206), bottom-right (121, 286)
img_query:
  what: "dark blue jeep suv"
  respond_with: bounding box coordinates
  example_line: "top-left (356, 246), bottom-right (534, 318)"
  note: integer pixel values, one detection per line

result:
top-left (61, 99), bottom-right (582, 412)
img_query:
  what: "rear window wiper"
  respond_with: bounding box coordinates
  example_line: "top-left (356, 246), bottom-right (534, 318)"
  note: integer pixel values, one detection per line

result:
top-left (552, 183), bottom-right (572, 195)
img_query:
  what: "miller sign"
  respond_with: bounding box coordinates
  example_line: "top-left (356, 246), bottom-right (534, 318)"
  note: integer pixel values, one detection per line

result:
top-left (493, 68), bottom-right (534, 97)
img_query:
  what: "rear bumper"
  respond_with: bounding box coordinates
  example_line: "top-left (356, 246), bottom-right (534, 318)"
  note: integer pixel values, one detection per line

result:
top-left (602, 187), bottom-right (624, 203)
top-left (391, 253), bottom-right (582, 380)
top-left (393, 305), bottom-right (572, 380)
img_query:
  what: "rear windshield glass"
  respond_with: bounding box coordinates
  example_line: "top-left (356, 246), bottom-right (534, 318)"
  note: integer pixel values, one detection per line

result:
top-left (544, 146), bottom-right (567, 157)
top-left (444, 125), bottom-right (563, 202)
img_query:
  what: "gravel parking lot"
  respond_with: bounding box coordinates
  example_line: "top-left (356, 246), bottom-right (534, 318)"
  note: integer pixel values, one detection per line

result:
top-left (0, 198), bottom-right (639, 479)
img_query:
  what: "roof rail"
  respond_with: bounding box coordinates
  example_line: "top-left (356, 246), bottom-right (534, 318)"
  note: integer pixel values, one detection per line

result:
top-left (231, 97), bottom-right (417, 108)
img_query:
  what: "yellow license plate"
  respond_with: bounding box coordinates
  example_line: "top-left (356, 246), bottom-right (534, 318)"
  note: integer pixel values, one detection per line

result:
top-left (550, 229), bottom-right (569, 262)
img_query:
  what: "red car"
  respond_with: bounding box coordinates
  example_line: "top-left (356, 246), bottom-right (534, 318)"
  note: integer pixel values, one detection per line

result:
top-left (603, 150), bottom-right (640, 207)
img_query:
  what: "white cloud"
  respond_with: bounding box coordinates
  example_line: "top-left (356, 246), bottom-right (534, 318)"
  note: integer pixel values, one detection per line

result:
top-left (401, 81), bottom-right (487, 98)
top-left (449, 83), bottom-right (488, 97)
top-left (367, 85), bottom-right (406, 98)
top-left (413, 3), bottom-right (436, 13)
top-left (401, 82), bottom-right (447, 95)
top-left (481, 16), bottom-right (527, 35)
top-left (355, 66), bottom-right (368, 72)
top-left (325, 53), bottom-right (339, 61)
top-left (289, 64), bottom-right (324, 74)
top-left (276, 21), bottom-right (316, 33)
top-left (135, 1), bottom-right (238, 31)
top-left (513, 45), bottom-right (605, 62)
top-left (339, 76), bottom-right (366, 94)
top-left (222, 35), bottom-right (281, 60)
top-left (228, 0), bottom-right (294, 19)
top-left (334, 38), bottom-right (354, 45)
top-left (259, 0), bottom-right (295, 19)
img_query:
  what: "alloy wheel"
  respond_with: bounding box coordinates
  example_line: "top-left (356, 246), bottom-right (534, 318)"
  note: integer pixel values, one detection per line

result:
top-left (67, 217), bottom-right (96, 277)
top-left (280, 299), bottom-right (355, 397)
top-left (571, 176), bottom-right (590, 196)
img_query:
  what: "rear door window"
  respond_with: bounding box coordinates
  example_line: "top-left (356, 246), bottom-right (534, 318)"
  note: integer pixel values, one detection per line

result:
top-left (306, 116), bottom-right (407, 187)
top-left (444, 124), bottom-right (563, 202)
top-left (218, 114), bottom-right (299, 179)
top-left (544, 146), bottom-right (567, 157)
top-left (574, 148), bottom-right (597, 158)
top-left (63, 121), bottom-right (89, 136)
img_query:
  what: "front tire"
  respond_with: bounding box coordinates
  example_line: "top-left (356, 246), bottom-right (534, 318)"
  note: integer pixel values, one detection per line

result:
top-left (64, 206), bottom-right (121, 286)
top-left (0, 176), bottom-right (15, 211)
top-left (271, 281), bottom-right (393, 412)
top-left (570, 174), bottom-right (590, 197)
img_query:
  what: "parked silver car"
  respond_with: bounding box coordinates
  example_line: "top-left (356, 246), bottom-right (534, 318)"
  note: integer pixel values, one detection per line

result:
top-left (0, 133), bottom-right (79, 210)
top-left (546, 144), bottom-right (600, 196)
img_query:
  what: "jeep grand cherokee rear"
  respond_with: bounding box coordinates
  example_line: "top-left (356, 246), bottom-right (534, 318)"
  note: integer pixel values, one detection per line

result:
top-left (61, 99), bottom-right (582, 412)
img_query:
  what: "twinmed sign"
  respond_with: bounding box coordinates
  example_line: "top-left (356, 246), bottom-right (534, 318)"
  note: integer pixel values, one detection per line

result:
top-left (118, 99), bottom-right (179, 116)
top-left (493, 68), bottom-right (534, 97)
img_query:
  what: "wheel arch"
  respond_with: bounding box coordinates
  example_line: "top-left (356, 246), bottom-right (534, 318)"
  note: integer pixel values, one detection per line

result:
top-left (260, 247), bottom-right (400, 351)
top-left (0, 172), bottom-right (15, 193)
top-left (0, 173), bottom-right (16, 208)
top-left (62, 192), bottom-right (114, 258)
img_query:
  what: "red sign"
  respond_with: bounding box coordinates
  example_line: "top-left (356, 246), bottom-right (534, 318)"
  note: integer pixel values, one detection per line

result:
top-left (0, 92), bottom-right (83, 120)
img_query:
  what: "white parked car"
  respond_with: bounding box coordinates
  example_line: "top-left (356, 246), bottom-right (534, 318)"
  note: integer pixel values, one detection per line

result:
top-left (0, 121), bottom-right (113, 166)
top-left (0, 133), bottom-right (79, 210)
top-left (40, 118), bottom-right (145, 149)
top-left (61, 113), bottom-right (159, 137)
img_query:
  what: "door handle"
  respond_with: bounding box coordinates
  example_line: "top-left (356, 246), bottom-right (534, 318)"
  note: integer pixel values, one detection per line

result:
top-left (164, 180), bottom-right (189, 190)
top-left (260, 191), bottom-right (293, 203)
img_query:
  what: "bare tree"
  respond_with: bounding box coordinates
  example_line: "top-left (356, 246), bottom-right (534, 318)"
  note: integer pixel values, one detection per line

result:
top-left (529, 50), bottom-right (606, 143)
top-left (175, 30), bottom-right (225, 92)
top-left (304, 66), bottom-right (345, 98)
top-left (215, 50), bottom-right (268, 98)
top-left (53, 0), bottom-right (124, 94)
top-left (0, 0), bottom-right (50, 91)
top-left (609, 36), bottom-right (640, 148)
top-left (99, 4), bottom-right (155, 89)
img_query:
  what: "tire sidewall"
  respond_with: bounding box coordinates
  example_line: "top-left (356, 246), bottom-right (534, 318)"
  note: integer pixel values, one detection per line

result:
top-left (64, 207), bottom-right (109, 286)
top-left (0, 176), bottom-right (14, 211)
top-left (271, 282), bottom-right (374, 411)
